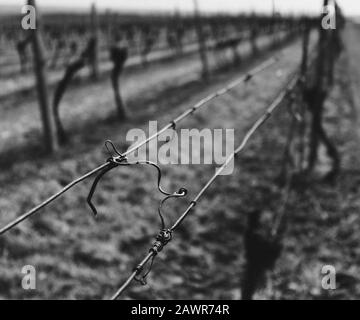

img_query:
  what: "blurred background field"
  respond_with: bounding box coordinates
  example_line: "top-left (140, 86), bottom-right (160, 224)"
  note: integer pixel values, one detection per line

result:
top-left (0, 1), bottom-right (359, 300)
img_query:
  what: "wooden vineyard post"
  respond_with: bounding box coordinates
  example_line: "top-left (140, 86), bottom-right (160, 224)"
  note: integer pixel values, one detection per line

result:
top-left (307, 0), bottom-right (328, 172)
top-left (90, 2), bottom-right (99, 80)
top-left (305, 0), bottom-right (340, 179)
top-left (28, 0), bottom-right (59, 153)
top-left (193, 0), bottom-right (209, 81)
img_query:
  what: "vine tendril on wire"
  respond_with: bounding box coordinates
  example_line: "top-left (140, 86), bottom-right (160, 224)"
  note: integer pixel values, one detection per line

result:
top-left (89, 139), bottom-right (187, 284)
top-left (87, 140), bottom-right (188, 217)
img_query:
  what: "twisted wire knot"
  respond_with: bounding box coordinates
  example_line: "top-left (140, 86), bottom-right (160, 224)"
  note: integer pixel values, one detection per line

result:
top-left (108, 154), bottom-right (127, 166)
top-left (150, 229), bottom-right (173, 254)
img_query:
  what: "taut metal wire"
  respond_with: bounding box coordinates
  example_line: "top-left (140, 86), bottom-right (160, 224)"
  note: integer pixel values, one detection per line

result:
top-left (110, 73), bottom-right (301, 300)
top-left (0, 56), bottom-right (279, 236)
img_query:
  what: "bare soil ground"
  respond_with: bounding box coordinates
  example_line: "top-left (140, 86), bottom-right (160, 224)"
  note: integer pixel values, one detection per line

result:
top-left (0, 25), bottom-right (359, 300)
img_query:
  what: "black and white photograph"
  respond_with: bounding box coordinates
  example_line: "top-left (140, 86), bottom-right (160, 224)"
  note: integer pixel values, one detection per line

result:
top-left (0, 0), bottom-right (359, 305)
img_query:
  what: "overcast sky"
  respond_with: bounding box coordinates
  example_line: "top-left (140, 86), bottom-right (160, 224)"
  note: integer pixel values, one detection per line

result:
top-left (0, 0), bottom-right (359, 16)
